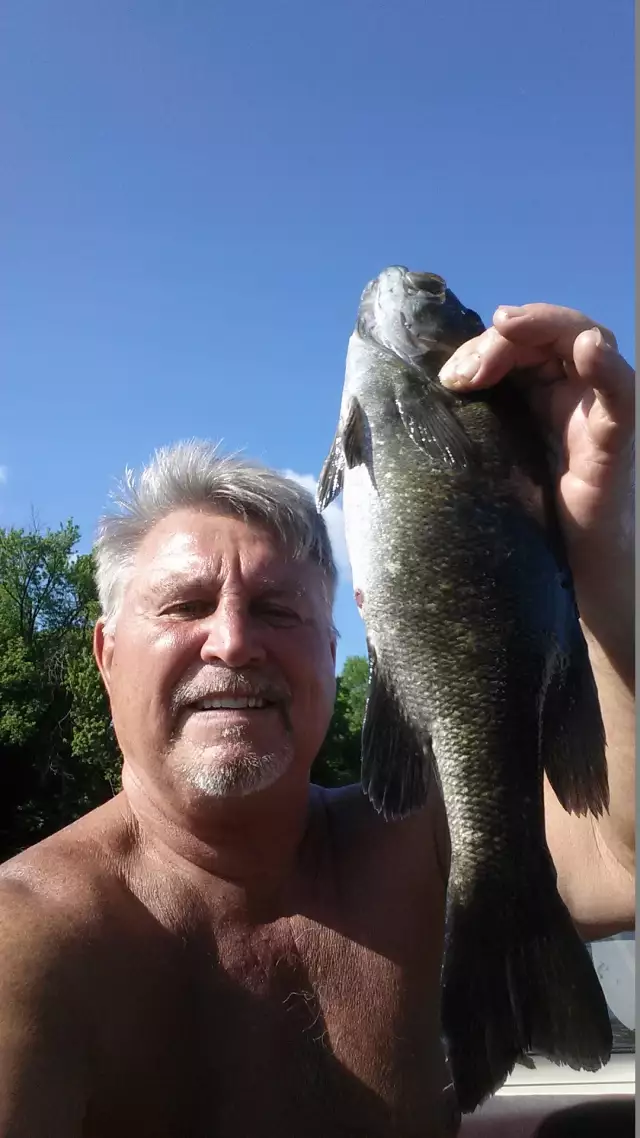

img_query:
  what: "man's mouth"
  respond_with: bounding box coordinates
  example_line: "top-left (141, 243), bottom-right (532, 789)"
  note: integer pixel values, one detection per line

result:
top-left (190, 697), bottom-right (274, 711)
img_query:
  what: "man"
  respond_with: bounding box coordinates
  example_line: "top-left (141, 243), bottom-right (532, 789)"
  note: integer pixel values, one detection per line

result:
top-left (0, 303), bottom-right (634, 1137)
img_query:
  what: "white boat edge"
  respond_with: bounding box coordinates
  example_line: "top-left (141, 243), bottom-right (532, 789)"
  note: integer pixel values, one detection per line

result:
top-left (496, 1053), bottom-right (636, 1097)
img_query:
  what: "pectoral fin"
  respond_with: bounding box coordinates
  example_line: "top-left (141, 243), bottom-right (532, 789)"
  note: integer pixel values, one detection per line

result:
top-left (395, 373), bottom-right (477, 468)
top-left (317, 397), bottom-right (374, 511)
top-left (341, 395), bottom-right (370, 470)
top-left (361, 641), bottom-right (434, 820)
top-left (317, 434), bottom-right (345, 510)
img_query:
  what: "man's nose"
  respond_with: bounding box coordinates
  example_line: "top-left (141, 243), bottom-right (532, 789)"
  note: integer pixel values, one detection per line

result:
top-left (199, 600), bottom-right (266, 668)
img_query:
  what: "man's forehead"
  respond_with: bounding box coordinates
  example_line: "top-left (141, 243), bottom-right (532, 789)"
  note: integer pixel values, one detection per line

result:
top-left (135, 513), bottom-right (314, 591)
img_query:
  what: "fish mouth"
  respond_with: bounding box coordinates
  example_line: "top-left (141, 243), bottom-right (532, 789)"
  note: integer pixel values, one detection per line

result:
top-left (356, 266), bottom-right (454, 357)
top-left (404, 270), bottom-right (447, 300)
top-left (399, 311), bottom-right (457, 355)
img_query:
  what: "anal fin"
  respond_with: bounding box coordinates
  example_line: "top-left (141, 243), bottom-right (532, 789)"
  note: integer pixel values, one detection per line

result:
top-left (361, 641), bottom-right (433, 820)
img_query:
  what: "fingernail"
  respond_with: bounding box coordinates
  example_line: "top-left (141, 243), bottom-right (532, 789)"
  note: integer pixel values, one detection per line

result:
top-left (496, 305), bottom-right (523, 319)
top-left (439, 353), bottom-right (481, 388)
top-left (589, 327), bottom-right (607, 349)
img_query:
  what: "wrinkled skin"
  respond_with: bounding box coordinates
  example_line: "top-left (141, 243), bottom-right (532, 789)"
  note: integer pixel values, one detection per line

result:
top-left (97, 511), bottom-right (337, 819)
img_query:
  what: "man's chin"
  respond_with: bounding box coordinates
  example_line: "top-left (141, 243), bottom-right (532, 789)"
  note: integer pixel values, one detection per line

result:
top-left (171, 745), bottom-right (294, 800)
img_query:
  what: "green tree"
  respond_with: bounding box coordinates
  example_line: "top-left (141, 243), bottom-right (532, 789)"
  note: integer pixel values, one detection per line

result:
top-left (313, 655), bottom-right (369, 788)
top-left (0, 522), bottom-right (119, 859)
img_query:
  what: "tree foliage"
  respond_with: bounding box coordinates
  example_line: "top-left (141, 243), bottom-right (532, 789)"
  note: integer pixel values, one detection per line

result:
top-left (0, 522), bottom-right (119, 860)
top-left (313, 655), bottom-right (369, 788)
top-left (0, 520), bottom-right (369, 860)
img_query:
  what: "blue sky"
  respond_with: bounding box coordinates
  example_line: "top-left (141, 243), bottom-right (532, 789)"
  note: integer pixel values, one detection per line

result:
top-left (1, 0), bottom-right (634, 667)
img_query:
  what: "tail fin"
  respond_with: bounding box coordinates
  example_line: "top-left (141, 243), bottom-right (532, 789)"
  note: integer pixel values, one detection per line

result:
top-left (442, 865), bottom-right (613, 1114)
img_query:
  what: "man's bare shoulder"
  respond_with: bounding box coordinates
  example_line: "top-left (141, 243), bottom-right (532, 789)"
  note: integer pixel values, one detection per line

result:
top-left (0, 805), bottom-right (135, 1137)
top-left (0, 794), bottom-right (138, 932)
top-left (313, 780), bottom-right (450, 884)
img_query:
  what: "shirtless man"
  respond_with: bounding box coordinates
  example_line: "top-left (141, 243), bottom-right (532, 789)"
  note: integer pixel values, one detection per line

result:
top-left (0, 303), bottom-right (635, 1137)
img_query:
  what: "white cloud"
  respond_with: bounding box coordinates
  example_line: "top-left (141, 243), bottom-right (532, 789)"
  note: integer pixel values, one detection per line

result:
top-left (282, 469), bottom-right (351, 580)
top-left (0, 467), bottom-right (7, 484)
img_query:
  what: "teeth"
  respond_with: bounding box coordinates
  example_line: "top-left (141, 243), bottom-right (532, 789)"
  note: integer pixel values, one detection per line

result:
top-left (195, 697), bottom-right (267, 710)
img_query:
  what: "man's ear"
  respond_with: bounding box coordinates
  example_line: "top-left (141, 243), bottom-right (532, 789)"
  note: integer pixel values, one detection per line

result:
top-left (94, 618), bottom-right (115, 695)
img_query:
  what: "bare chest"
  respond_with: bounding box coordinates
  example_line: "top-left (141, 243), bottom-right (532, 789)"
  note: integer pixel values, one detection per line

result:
top-left (85, 910), bottom-right (456, 1138)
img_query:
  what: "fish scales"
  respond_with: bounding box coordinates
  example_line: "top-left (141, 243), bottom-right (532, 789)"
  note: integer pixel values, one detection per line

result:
top-left (317, 266), bottom-right (613, 1114)
top-left (348, 384), bottom-right (553, 864)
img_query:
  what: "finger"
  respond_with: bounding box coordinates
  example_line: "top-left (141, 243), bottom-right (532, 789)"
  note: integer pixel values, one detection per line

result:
top-left (439, 302), bottom-right (619, 392)
top-left (493, 303), bottom-right (619, 356)
top-left (438, 325), bottom-right (554, 390)
top-left (573, 327), bottom-right (635, 444)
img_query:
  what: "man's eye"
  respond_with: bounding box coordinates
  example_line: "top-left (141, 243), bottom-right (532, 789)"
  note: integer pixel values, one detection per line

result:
top-left (164, 600), bottom-right (212, 618)
top-left (257, 604), bottom-right (302, 626)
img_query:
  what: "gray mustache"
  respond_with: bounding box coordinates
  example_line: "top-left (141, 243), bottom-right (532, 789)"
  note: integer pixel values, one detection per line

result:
top-left (170, 670), bottom-right (291, 714)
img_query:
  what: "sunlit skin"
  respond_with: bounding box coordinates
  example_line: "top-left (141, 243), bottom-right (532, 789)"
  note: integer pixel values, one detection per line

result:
top-left (94, 510), bottom-right (337, 887)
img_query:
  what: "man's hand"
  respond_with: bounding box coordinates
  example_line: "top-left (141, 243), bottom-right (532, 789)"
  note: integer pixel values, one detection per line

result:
top-left (440, 302), bottom-right (635, 929)
top-left (439, 302), bottom-right (634, 552)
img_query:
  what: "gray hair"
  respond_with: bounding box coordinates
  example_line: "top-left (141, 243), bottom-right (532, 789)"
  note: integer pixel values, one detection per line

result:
top-left (94, 440), bottom-right (338, 631)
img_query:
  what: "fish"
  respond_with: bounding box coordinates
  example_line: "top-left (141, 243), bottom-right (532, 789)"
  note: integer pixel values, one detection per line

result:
top-left (316, 266), bottom-right (613, 1113)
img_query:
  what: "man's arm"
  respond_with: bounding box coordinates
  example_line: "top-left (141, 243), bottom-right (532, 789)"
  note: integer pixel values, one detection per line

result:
top-left (544, 574), bottom-right (635, 940)
top-left (0, 885), bottom-right (89, 1137)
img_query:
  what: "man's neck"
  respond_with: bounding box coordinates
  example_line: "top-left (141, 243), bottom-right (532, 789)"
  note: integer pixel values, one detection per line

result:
top-left (119, 763), bottom-right (324, 919)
